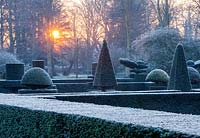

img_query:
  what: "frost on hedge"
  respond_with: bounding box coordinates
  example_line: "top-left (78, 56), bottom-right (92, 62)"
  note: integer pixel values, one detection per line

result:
top-left (145, 69), bottom-right (169, 84)
top-left (0, 105), bottom-right (194, 138)
top-left (93, 40), bottom-right (117, 91)
top-left (188, 67), bottom-right (200, 84)
top-left (132, 27), bottom-right (181, 72)
top-left (21, 67), bottom-right (52, 89)
top-left (168, 44), bottom-right (191, 91)
top-left (0, 51), bottom-right (21, 78)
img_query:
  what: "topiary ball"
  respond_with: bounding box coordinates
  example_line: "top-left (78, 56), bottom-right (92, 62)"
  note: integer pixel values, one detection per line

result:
top-left (145, 69), bottom-right (169, 84)
top-left (21, 67), bottom-right (53, 89)
top-left (188, 67), bottom-right (200, 84)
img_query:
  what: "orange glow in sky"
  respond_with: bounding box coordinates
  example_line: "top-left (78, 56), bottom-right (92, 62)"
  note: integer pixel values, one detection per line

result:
top-left (52, 30), bottom-right (60, 39)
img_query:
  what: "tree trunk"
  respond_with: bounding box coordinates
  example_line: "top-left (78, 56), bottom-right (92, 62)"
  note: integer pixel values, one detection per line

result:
top-left (8, 1), bottom-right (14, 53)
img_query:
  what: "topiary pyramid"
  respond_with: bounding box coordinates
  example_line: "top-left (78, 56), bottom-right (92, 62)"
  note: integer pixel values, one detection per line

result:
top-left (93, 40), bottom-right (117, 91)
top-left (167, 43), bottom-right (191, 91)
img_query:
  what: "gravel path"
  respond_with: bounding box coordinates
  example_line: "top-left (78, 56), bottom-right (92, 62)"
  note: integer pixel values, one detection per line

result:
top-left (0, 93), bottom-right (200, 136)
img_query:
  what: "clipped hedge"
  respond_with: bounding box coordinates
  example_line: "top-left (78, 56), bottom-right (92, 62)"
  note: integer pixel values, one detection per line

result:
top-left (55, 83), bottom-right (89, 93)
top-left (0, 105), bottom-right (196, 138)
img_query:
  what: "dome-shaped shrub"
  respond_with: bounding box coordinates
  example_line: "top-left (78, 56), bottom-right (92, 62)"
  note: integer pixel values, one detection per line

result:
top-left (145, 69), bottom-right (169, 83)
top-left (187, 60), bottom-right (195, 67)
top-left (21, 67), bottom-right (52, 89)
top-left (188, 67), bottom-right (200, 84)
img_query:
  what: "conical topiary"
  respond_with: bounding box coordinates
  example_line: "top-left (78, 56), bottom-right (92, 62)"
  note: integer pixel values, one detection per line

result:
top-left (93, 40), bottom-right (117, 91)
top-left (167, 43), bottom-right (191, 91)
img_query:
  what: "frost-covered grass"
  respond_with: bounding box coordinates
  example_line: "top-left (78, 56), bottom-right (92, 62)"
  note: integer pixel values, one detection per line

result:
top-left (0, 93), bottom-right (200, 136)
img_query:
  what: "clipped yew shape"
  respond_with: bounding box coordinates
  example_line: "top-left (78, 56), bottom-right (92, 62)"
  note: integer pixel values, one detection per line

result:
top-left (93, 40), bottom-right (117, 91)
top-left (188, 67), bottom-right (200, 84)
top-left (145, 69), bottom-right (169, 84)
top-left (21, 67), bottom-right (53, 89)
top-left (6, 63), bottom-right (24, 80)
top-left (167, 43), bottom-right (191, 91)
top-left (32, 60), bottom-right (45, 69)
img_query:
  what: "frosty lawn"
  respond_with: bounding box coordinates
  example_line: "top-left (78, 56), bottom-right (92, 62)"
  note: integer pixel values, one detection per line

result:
top-left (0, 93), bottom-right (199, 137)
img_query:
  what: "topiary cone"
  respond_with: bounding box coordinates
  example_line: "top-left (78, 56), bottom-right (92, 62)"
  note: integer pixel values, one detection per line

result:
top-left (167, 43), bottom-right (191, 91)
top-left (93, 40), bottom-right (117, 91)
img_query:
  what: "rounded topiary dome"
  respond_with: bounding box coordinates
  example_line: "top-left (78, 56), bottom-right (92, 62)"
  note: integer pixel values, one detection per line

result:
top-left (145, 69), bottom-right (169, 83)
top-left (21, 67), bottom-right (52, 89)
top-left (188, 67), bottom-right (200, 84)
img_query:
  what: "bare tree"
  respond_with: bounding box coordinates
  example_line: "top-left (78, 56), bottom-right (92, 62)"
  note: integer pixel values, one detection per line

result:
top-left (192, 0), bottom-right (200, 39)
top-left (68, 0), bottom-right (109, 73)
top-left (148, 0), bottom-right (175, 28)
top-left (184, 6), bottom-right (193, 41)
top-left (0, 0), bottom-right (5, 49)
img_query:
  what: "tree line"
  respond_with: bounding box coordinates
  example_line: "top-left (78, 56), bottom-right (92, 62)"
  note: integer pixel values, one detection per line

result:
top-left (0, 0), bottom-right (200, 75)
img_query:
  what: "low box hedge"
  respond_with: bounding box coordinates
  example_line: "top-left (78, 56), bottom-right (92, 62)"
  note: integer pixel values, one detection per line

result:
top-left (116, 82), bottom-right (153, 91)
top-left (0, 105), bottom-right (197, 138)
top-left (55, 93), bottom-right (200, 115)
top-left (55, 83), bottom-right (89, 93)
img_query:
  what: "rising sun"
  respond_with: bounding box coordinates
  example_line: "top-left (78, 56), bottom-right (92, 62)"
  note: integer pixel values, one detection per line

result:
top-left (52, 30), bottom-right (60, 39)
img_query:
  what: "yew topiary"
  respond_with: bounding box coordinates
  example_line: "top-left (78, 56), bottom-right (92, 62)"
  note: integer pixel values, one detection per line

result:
top-left (6, 63), bottom-right (24, 80)
top-left (119, 58), bottom-right (138, 69)
top-left (32, 60), bottom-right (45, 69)
top-left (93, 40), bottom-right (117, 91)
top-left (194, 60), bottom-right (200, 71)
top-left (188, 67), bottom-right (200, 84)
top-left (167, 43), bottom-right (191, 91)
top-left (186, 60), bottom-right (195, 67)
top-left (0, 51), bottom-right (21, 79)
top-left (145, 69), bottom-right (169, 84)
top-left (21, 67), bottom-right (53, 89)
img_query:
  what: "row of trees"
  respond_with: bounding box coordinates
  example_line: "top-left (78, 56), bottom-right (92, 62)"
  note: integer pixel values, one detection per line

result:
top-left (132, 0), bottom-right (200, 73)
top-left (1, 0), bottom-right (200, 75)
top-left (67, 0), bottom-right (200, 74)
top-left (65, 0), bottom-right (149, 74)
